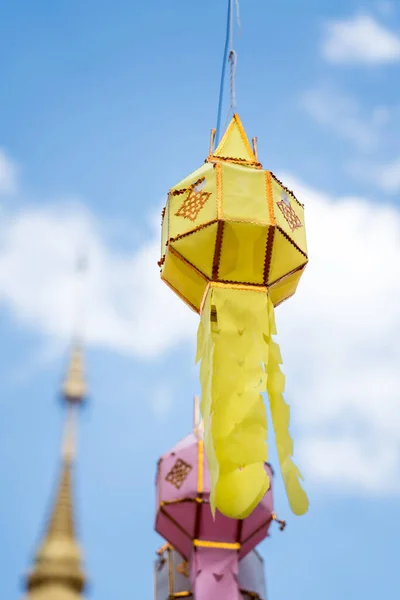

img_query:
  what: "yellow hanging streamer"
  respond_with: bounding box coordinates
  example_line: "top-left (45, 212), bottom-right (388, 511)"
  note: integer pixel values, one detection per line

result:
top-left (197, 285), bottom-right (308, 519)
top-left (266, 296), bottom-right (309, 516)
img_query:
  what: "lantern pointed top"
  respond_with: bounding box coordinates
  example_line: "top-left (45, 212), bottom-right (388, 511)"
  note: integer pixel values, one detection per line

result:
top-left (207, 113), bottom-right (261, 168)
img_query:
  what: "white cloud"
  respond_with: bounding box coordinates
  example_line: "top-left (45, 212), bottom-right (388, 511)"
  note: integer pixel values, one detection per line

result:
top-left (372, 157), bottom-right (400, 192)
top-left (0, 201), bottom-right (197, 359)
top-left (322, 14), bottom-right (400, 64)
top-left (301, 85), bottom-right (390, 151)
top-left (275, 175), bottom-right (400, 496)
top-left (349, 155), bottom-right (400, 193)
top-left (297, 438), bottom-right (400, 494)
top-left (0, 148), bottom-right (17, 195)
top-left (0, 177), bottom-right (399, 497)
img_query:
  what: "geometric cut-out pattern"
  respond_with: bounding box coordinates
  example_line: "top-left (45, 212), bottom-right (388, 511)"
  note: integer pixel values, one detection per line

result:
top-left (175, 189), bottom-right (211, 222)
top-left (276, 192), bottom-right (302, 231)
top-left (165, 458), bottom-right (192, 489)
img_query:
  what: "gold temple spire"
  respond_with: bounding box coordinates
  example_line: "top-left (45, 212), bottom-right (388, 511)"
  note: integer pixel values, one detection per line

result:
top-left (62, 344), bottom-right (86, 405)
top-left (23, 256), bottom-right (89, 600)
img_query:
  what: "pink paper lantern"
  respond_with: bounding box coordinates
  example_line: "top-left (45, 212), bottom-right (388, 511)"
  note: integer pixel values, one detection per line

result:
top-left (155, 425), bottom-right (275, 600)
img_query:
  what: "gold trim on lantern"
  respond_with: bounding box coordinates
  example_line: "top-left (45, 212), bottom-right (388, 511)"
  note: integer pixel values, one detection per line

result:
top-left (169, 219), bottom-right (219, 244)
top-left (274, 225), bottom-right (308, 259)
top-left (169, 176), bottom-right (207, 197)
top-left (269, 171), bottom-right (304, 208)
top-left (167, 246), bottom-right (210, 282)
top-left (265, 171), bottom-right (276, 225)
top-left (216, 163), bottom-right (223, 219)
top-left (157, 542), bottom-right (171, 555)
top-left (209, 281), bottom-right (268, 292)
top-left (193, 540), bottom-right (240, 550)
top-left (160, 498), bottom-right (197, 507)
top-left (199, 280), bottom-right (269, 313)
top-left (207, 155), bottom-right (262, 168)
top-left (212, 221), bottom-right (224, 280)
top-left (159, 497), bottom-right (206, 510)
top-left (268, 261), bottom-right (308, 288)
top-left (263, 226), bottom-right (275, 285)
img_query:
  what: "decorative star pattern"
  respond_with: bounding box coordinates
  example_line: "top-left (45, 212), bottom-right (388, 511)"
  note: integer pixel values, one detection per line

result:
top-left (165, 458), bottom-right (192, 489)
top-left (175, 188), bottom-right (211, 222)
top-left (276, 199), bottom-right (302, 231)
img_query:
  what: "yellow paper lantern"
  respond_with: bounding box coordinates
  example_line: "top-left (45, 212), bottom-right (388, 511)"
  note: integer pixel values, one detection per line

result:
top-left (159, 114), bottom-right (309, 519)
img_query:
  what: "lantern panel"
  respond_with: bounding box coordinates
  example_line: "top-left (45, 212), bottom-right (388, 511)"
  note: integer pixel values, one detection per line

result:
top-left (267, 228), bottom-right (307, 286)
top-left (269, 175), bottom-right (307, 256)
top-left (168, 164), bottom-right (217, 240)
top-left (158, 442), bottom-right (198, 504)
top-left (269, 265), bottom-right (306, 307)
top-left (218, 221), bottom-right (269, 284)
top-left (198, 501), bottom-right (238, 543)
top-left (154, 550), bottom-right (171, 600)
top-left (154, 546), bottom-right (193, 600)
top-left (161, 250), bottom-right (208, 313)
top-left (170, 221), bottom-right (219, 280)
top-left (221, 163), bottom-right (271, 225)
top-left (239, 550), bottom-right (267, 600)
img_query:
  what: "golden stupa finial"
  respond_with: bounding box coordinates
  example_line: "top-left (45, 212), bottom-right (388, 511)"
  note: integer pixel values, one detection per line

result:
top-left (23, 252), bottom-right (89, 600)
top-left (61, 341), bottom-right (86, 463)
top-left (62, 344), bottom-right (86, 405)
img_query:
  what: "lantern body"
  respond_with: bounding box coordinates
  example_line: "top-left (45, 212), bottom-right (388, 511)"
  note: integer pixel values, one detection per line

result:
top-left (155, 432), bottom-right (274, 561)
top-left (154, 545), bottom-right (267, 600)
top-left (159, 114), bottom-right (308, 313)
top-left (158, 115), bottom-right (309, 519)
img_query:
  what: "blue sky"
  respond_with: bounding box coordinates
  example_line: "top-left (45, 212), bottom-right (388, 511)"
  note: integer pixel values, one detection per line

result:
top-left (0, 1), bottom-right (400, 599)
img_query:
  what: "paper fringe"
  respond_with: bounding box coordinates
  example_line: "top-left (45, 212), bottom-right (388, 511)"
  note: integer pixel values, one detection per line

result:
top-left (196, 286), bottom-right (308, 518)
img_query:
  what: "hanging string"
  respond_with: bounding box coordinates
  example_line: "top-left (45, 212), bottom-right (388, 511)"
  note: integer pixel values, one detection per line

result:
top-left (225, 0), bottom-right (241, 128)
top-left (215, 0), bottom-right (241, 147)
top-left (224, 50), bottom-right (237, 129)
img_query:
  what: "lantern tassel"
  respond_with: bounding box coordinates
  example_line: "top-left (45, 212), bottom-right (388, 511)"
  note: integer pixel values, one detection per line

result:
top-left (266, 297), bottom-right (309, 516)
top-left (196, 286), bottom-right (308, 518)
top-left (197, 285), bottom-right (270, 519)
